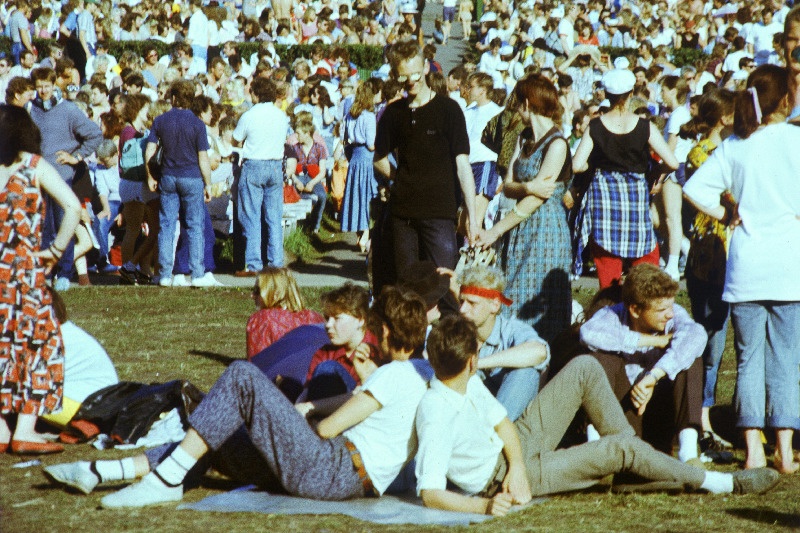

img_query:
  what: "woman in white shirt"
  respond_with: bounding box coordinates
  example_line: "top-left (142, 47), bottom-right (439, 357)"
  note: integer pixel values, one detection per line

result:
top-left (684, 65), bottom-right (800, 476)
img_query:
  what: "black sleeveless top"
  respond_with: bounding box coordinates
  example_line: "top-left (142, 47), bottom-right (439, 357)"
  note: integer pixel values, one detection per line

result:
top-left (588, 117), bottom-right (651, 174)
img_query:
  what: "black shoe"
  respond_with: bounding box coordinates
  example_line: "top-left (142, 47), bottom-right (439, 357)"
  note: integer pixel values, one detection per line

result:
top-left (119, 267), bottom-right (138, 285)
top-left (732, 468), bottom-right (780, 494)
top-left (134, 270), bottom-right (152, 286)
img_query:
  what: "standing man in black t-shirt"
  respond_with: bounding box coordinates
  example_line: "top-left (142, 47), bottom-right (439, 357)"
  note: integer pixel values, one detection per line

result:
top-left (374, 41), bottom-right (477, 289)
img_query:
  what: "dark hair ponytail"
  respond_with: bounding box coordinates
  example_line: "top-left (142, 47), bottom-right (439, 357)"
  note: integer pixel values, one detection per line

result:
top-left (679, 88), bottom-right (735, 140)
top-left (733, 65), bottom-right (789, 139)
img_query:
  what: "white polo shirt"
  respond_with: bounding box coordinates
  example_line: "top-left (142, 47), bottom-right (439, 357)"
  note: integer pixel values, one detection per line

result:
top-left (233, 102), bottom-right (290, 161)
top-left (415, 375), bottom-right (506, 496)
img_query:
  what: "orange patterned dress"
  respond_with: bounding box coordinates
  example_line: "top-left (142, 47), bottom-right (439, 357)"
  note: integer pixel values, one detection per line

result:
top-left (0, 154), bottom-right (64, 416)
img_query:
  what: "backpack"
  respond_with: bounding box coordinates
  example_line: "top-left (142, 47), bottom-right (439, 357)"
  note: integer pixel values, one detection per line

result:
top-left (119, 130), bottom-right (149, 182)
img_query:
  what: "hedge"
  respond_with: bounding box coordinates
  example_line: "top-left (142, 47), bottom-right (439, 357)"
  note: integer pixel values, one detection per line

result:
top-left (0, 37), bottom-right (385, 72)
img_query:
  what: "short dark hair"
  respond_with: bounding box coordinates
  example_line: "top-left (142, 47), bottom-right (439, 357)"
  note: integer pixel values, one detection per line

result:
top-left (427, 315), bottom-right (478, 380)
top-left (621, 263), bottom-right (679, 309)
top-left (0, 104), bottom-right (42, 166)
top-left (169, 79), bottom-right (195, 108)
top-left (321, 283), bottom-right (370, 322)
top-left (250, 76), bottom-right (276, 103)
top-left (372, 287), bottom-right (428, 354)
top-left (31, 67), bottom-right (57, 84)
top-left (6, 76), bottom-right (34, 103)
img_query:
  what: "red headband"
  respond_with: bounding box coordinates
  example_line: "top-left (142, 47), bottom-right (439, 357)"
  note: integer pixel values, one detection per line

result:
top-left (460, 285), bottom-right (513, 306)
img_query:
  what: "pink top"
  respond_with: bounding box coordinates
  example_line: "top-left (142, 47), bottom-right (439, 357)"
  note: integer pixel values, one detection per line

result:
top-left (246, 308), bottom-right (324, 360)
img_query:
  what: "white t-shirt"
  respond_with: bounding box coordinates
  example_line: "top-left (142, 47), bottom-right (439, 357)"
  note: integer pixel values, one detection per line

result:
top-left (683, 123), bottom-right (800, 302)
top-left (557, 18), bottom-right (575, 52)
top-left (415, 375), bottom-right (506, 495)
top-left (465, 100), bottom-right (503, 163)
top-left (61, 321), bottom-right (119, 403)
top-left (344, 360), bottom-right (428, 495)
top-left (665, 105), bottom-right (693, 163)
top-left (233, 102), bottom-right (290, 160)
top-left (187, 9), bottom-right (210, 48)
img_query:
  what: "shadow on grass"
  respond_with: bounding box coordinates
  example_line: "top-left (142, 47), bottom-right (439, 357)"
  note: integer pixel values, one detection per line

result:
top-left (189, 350), bottom-right (238, 366)
top-left (726, 508), bottom-right (800, 528)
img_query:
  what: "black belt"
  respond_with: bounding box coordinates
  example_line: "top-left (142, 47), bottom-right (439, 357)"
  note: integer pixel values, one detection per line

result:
top-left (344, 439), bottom-right (377, 497)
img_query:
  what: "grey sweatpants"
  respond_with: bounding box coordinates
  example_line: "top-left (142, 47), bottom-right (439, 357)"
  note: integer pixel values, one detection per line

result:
top-left (486, 356), bottom-right (707, 496)
top-left (146, 361), bottom-right (363, 500)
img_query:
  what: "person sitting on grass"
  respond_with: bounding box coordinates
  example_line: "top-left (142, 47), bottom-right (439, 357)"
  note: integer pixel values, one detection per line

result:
top-left (43, 286), bottom-right (430, 508)
top-left (456, 264), bottom-right (549, 421)
top-left (414, 315), bottom-right (779, 517)
top-left (579, 263), bottom-right (706, 464)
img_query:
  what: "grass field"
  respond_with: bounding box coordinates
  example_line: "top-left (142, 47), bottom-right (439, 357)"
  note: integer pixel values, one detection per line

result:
top-left (1, 286), bottom-right (798, 532)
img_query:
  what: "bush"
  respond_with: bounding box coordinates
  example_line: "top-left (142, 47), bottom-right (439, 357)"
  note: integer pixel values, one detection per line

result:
top-left (0, 37), bottom-right (385, 72)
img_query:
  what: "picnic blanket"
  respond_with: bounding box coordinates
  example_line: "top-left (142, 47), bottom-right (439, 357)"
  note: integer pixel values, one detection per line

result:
top-left (180, 486), bottom-right (547, 525)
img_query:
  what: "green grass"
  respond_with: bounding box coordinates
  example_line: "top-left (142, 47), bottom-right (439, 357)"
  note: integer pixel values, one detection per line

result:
top-left (1, 287), bottom-right (798, 532)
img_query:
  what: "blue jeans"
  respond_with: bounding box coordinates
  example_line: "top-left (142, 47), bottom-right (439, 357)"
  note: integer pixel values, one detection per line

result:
top-left (42, 181), bottom-right (76, 281)
top-left (296, 173), bottom-right (326, 232)
top-left (158, 175), bottom-right (205, 280)
top-left (173, 205), bottom-right (216, 275)
top-left (305, 361), bottom-right (358, 401)
top-left (482, 366), bottom-right (543, 422)
top-left (686, 273), bottom-right (730, 408)
top-left (237, 160), bottom-right (283, 270)
top-left (11, 42), bottom-right (24, 65)
top-left (91, 199), bottom-right (121, 266)
top-left (731, 301), bottom-right (800, 430)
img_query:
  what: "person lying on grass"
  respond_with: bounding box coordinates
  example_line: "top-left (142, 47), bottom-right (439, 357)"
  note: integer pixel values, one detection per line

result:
top-left (414, 315), bottom-right (780, 517)
top-left (43, 286), bottom-right (429, 508)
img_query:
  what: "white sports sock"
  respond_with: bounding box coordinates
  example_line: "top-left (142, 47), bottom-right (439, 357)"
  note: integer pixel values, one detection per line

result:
top-left (586, 424), bottom-right (601, 442)
top-left (92, 458), bottom-right (137, 483)
top-left (700, 471), bottom-right (733, 494)
top-left (680, 236), bottom-right (691, 257)
top-left (153, 446), bottom-right (197, 487)
top-left (678, 428), bottom-right (699, 462)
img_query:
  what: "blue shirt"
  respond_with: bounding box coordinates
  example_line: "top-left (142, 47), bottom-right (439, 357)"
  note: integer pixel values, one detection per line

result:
top-left (147, 108), bottom-right (210, 178)
top-left (478, 314), bottom-right (550, 379)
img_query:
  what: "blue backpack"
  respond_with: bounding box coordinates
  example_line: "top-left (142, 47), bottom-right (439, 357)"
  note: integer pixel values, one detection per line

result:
top-left (119, 130), bottom-right (149, 182)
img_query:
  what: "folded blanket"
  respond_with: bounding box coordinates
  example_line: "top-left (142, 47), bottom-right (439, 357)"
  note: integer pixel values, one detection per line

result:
top-left (180, 487), bottom-right (547, 526)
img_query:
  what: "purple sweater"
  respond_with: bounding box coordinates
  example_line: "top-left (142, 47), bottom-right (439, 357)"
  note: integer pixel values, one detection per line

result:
top-left (29, 99), bottom-right (103, 182)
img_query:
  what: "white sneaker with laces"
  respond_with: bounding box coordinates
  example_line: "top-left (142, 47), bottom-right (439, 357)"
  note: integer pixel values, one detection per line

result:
top-left (191, 272), bottom-right (224, 287)
top-left (100, 473), bottom-right (183, 508)
top-left (171, 274), bottom-right (189, 287)
top-left (158, 277), bottom-right (173, 287)
top-left (43, 461), bottom-right (99, 494)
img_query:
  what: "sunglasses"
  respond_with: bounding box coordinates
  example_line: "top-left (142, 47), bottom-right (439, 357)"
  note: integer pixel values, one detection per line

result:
top-left (396, 72), bottom-right (423, 84)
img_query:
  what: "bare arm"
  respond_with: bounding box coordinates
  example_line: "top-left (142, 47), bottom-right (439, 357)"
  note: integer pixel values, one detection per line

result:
top-left (572, 129), bottom-right (593, 173)
top-left (316, 390), bottom-right (381, 438)
top-left (373, 155), bottom-right (394, 181)
top-left (456, 153), bottom-right (478, 244)
top-left (476, 341), bottom-right (548, 369)
top-left (649, 121), bottom-right (679, 170)
top-left (495, 417), bottom-right (532, 504)
top-left (145, 142), bottom-right (158, 192)
top-left (33, 159), bottom-right (82, 268)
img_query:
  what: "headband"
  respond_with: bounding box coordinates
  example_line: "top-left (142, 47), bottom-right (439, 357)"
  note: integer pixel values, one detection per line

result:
top-left (460, 285), bottom-right (514, 306)
top-left (748, 86), bottom-right (762, 125)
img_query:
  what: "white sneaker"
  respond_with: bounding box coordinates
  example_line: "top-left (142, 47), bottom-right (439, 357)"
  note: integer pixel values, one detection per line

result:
top-left (171, 274), bottom-right (189, 287)
top-left (100, 473), bottom-right (183, 508)
top-left (43, 461), bottom-right (100, 494)
top-left (191, 272), bottom-right (224, 287)
top-left (158, 277), bottom-right (173, 287)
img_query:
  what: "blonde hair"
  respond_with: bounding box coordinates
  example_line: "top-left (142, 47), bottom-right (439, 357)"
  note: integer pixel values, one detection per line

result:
top-left (458, 264), bottom-right (506, 292)
top-left (254, 267), bottom-right (305, 312)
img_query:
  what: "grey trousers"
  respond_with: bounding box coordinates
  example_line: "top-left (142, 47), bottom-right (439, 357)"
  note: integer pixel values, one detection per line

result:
top-left (489, 356), bottom-right (707, 496)
top-left (146, 361), bottom-right (364, 500)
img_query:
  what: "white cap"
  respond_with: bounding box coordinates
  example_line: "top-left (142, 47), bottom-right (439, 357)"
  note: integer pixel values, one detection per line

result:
top-left (480, 11), bottom-right (497, 22)
top-left (500, 45), bottom-right (514, 56)
top-left (602, 68), bottom-right (636, 95)
top-left (613, 56), bottom-right (630, 70)
top-left (400, 1), bottom-right (418, 14)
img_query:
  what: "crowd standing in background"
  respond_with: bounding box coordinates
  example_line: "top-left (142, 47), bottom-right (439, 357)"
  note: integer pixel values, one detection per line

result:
top-left (1, 0), bottom-right (799, 518)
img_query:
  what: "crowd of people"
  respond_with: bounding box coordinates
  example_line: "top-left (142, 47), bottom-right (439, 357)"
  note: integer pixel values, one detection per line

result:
top-left (1, 0), bottom-right (799, 520)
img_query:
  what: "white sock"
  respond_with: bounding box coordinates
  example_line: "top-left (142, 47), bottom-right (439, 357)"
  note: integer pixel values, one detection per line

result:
top-left (586, 424), bottom-right (601, 442)
top-left (680, 236), bottom-right (691, 257)
top-left (700, 471), bottom-right (733, 494)
top-left (153, 446), bottom-right (197, 487)
top-left (678, 428), bottom-right (699, 462)
top-left (92, 458), bottom-right (137, 483)
top-left (665, 254), bottom-right (680, 274)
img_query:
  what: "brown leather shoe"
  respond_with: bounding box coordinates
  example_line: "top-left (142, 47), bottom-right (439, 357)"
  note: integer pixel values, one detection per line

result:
top-left (11, 440), bottom-right (64, 455)
top-left (234, 270), bottom-right (258, 277)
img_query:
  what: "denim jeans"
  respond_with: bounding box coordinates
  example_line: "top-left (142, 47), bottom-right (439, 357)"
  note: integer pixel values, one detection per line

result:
top-left (296, 173), bottom-right (326, 232)
top-left (686, 273), bottom-right (730, 408)
top-left (482, 366), bottom-right (542, 422)
top-left (237, 160), bottom-right (284, 270)
top-left (91, 199), bottom-right (120, 266)
top-left (305, 361), bottom-right (358, 401)
top-left (11, 42), bottom-right (24, 65)
top-left (731, 301), bottom-right (800, 430)
top-left (158, 175), bottom-right (205, 280)
top-left (42, 181), bottom-right (76, 281)
top-left (173, 205), bottom-right (216, 275)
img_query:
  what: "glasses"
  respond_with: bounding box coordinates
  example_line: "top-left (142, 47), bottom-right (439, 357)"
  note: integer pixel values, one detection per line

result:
top-left (67, 84), bottom-right (79, 92)
top-left (396, 72), bottom-right (423, 84)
